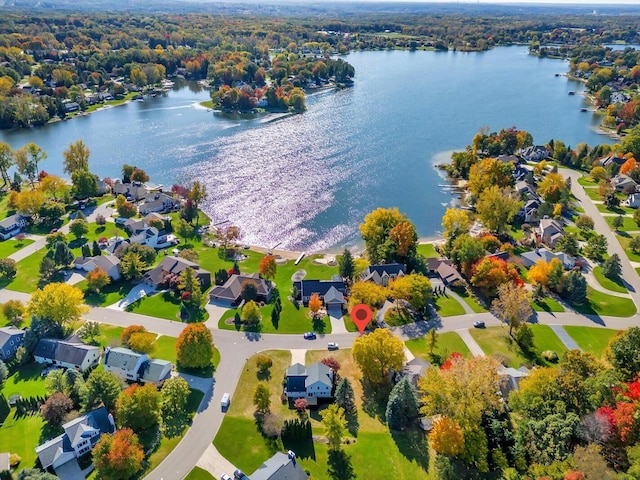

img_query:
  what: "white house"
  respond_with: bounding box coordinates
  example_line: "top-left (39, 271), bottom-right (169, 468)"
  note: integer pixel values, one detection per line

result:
top-left (623, 194), bottom-right (640, 209)
top-left (73, 254), bottom-right (121, 280)
top-left (539, 218), bottom-right (564, 248)
top-left (0, 214), bottom-right (27, 240)
top-left (138, 192), bottom-right (180, 215)
top-left (103, 347), bottom-right (172, 384)
top-left (285, 362), bottom-right (334, 404)
top-left (129, 226), bottom-right (179, 250)
top-left (612, 174), bottom-right (637, 193)
top-left (33, 339), bottom-right (101, 372)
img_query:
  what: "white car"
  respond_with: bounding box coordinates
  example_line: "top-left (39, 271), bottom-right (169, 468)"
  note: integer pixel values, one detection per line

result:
top-left (327, 342), bottom-right (339, 351)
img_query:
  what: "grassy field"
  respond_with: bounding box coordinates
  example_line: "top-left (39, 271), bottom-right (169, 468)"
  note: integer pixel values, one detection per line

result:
top-left (0, 238), bottom-right (34, 258)
top-left (215, 350), bottom-right (431, 479)
top-left (154, 335), bottom-right (178, 364)
top-left (573, 287), bottom-right (636, 317)
top-left (432, 294), bottom-right (465, 317)
top-left (0, 410), bottom-right (47, 470)
top-left (531, 296), bottom-right (565, 313)
top-left (454, 288), bottom-right (488, 313)
top-left (470, 325), bottom-right (567, 368)
top-left (605, 215), bottom-right (638, 232)
top-left (127, 291), bottom-right (189, 321)
top-left (563, 326), bottom-right (619, 358)
top-left (3, 249), bottom-right (48, 293)
top-left (185, 467), bottom-right (215, 480)
top-left (577, 177), bottom-right (597, 186)
top-left (79, 278), bottom-right (136, 307)
top-left (416, 243), bottom-right (437, 258)
top-left (405, 331), bottom-right (472, 361)
top-left (596, 203), bottom-right (636, 215)
top-left (95, 324), bottom-right (125, 348)
top-left (584, 188), bottom-right (602, 201)
top-left (592, 266), bottom-right (628, 294)
top-left (617, 235), bottom-right (640, 263)
top-left (2, 362), bottom-right (47, 399)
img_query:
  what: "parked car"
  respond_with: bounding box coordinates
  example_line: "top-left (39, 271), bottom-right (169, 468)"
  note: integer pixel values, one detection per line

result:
top-left (221, 475), bottom-right (232, 480)
top-left (303, 332), bottom-right (317, 340)
top-left (473, 321), bottom-right (486, 328)
top-left (234, 469), bottom-right (246, 480)
top-left (327, 342), bottom-right (339, 350)
top-left (49, 228), bottom-right (58, 234)
top-left (221, 392), bottom-right (231, 412)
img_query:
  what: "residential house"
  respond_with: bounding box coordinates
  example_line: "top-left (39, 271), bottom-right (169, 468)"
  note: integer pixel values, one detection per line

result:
top-left (209, 273), bottom-right (273, 306)
top-left (73, 255), bottom-right (121, 280)
top-left (129, 226), bottom-right (179, 249)
top-left (611, 174), bottom-right (637, 193)
top-left (597, 154), bottom-right (626, 168)
top-left (498, 366), bottom-right (530, 397)
top-left (144, 256), bottom-right (211, 289)
top-left (394, 357), bottom-right (430, 386)
top-left (514, 181), bottom-right (540, 201)
top-left (105, 236), bottom-right (129, 255)
top-left (138, 192), bottom-right (180, 215)
top-left (517, 198), bottom-right (541, 224)
top-left (437, 262), bottom-right (464, 286)
top-left (63, 102), bottom-right (79, 113)
top-left (521, 248), bottom-right (575, 270)
top-left (33, 339), bottom-right (100, 372)
top-left (361, 263), bottom-right (406, 287)
top-left (35, 407), bottom-right (115, 478)
top-left (538, 218), bottom-right (564, 248)
top-left (0, 214), bottom-right (27, 240)
top-left (519, 145), bottom-right (550, 162)
top-left (112, 182), bottom-right (147, 201)
top-left (250, 451), bottom-right (308, 480)
top-left (623, 193), bottom-right (640, 209)
top-left (426, 257), bottom-right (452, 276)
top-left (497, 154), bottom-right (520, 164)
top-left (292, 278), bottom-right (348, 307)
top-left (96, 178), bottom-right (109, 195)
top-left (285, 362), bottom-right (334, 403)
top-left (124, 212), bottom-right (165, 236)
top-left (0, 326), bottom-right (25, 361)
top-left (102, 347), bottom-right (172, 384)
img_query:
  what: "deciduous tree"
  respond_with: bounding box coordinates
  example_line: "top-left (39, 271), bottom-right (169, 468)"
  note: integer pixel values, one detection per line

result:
top-left (117, 201), bottom-right (136, 218)
top-left (161, 376), bottom-right (191, 421)
top-left (63, 139), bottom-right (90, 174)
top-left (71, 170), bottom-right (97, 199)
top-left (467, 158), bottom-right (513, 197)
top-left (69, 218), bottom-right (88, 239)
top-left (430, 417), bottom-right (465, 456)
top-left (321, 404), bottom-right (347, 450)
top-left (15, 189), bottom-right (44, 216)
top-left (389, 220), bottom-right (418, 259)
top-left (441, 208), bottom-right (471, 241)
top-left (475, 186), bottom-right (522, 234)
top-left (606, 327), bottom-right (640, 381)
top-left (78, 321), bottom-right (101, 344)
top-left (308, 293), bottom-right (322, 318)
top-left (352, 328), bottom-right (404, 385)
top-left (491, 283), bottom-right (532, 336)
top-left (41, 392), bottom-right (73, 425)
top-left (259, 255), bottom-right (277, 280)
top-left (130, 168), bottom-right (149, 183)
top-left (2, 299), bottom-right (24, 323)
top-left (0, 258), bottom-right (16, 280)
top-left (253, 382), bottom-right (271, 412)
top-left (538, 172), bottom-right (568, 203)
top-left (38, 174), bottom-right (67, 200)
top-left (241, 300), bottom-right (261, 325)
top-left (83, 369), bottom-right (122, 411)
top-left (116, 383), bottom-right (161, 432)
top-left (93, 428), bottom-right (144, 480)
top-left (120, 252), bottom-right (145, 279)
top-left (176, 323), bottom-right (214, 369)
top-left (471, 256), bottom-right (521, 297)
top-left (28, 283), bottom-right (88, 325)
top-left (575, 214), bottom-right (594, 231)
top-left (359, 207), bottom-right (408, 264)
top-left (389, 273), bottom-right (432, 311)
top-left (349, 281), bottom-right (388, 310)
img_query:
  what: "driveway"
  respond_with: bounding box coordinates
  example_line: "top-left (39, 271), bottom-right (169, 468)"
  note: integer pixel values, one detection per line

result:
top-left (106, 284), bottom-right (157, 311)
top-left (327, 305), bottom-right (347, 333)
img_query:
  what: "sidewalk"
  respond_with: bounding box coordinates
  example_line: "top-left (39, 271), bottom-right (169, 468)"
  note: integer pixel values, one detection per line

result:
top-left (456, 328), bottom-right (485, 357)
top-left (548, 325), bottom-right (582, 351)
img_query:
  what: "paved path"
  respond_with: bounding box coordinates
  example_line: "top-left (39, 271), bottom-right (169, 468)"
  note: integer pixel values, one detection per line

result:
top-left (562, 168), bottom-right (640, 312)
top-left (432, 278), bottom-right (474, 315)
top-left (403, 347), bottom-right (415, 362)
top-left (549, 325), bottom-right (582, 351)
top-left (196, 444), bottom-right (237, 480)
top-left (290, 349), bottom-right (307, 365)
top-left (456, 328), bottom-right (485, 357)
top-left (106, 284), bottom-right (157, 311)
top-left (327, 307), bottom-right (348, 334)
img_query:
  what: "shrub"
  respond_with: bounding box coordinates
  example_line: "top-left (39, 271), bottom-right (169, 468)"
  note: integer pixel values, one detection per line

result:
top-left (542, 350), bottom-right (559, 363)
top-left (255, 355), bottom-right (273, 374)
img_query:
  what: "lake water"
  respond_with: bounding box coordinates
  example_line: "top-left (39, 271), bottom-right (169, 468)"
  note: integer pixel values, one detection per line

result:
top-left (0, 46), bottom-right (610, 251)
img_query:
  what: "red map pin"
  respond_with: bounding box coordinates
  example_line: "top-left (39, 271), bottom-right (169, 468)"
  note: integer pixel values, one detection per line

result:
top-left (351, 304), bottom-right (372, 335)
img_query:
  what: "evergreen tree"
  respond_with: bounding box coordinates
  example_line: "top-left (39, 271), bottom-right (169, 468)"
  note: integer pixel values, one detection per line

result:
top-left (602, 253), bottom-right (622, 280)
top-left (339, 248), bottom-right (355, 281)
top-left (53, 241), bottom-right (74, 266)
top-left (82, 243), bottom-right (91, 257)
top-left (562, 270), bottom-right (587, 305)
top-left (92, 240), bottom-right (102, 257)
top-left (385, 376), bottom-right (419, 431)
top-left (334, 378), bottom-right (356, 415)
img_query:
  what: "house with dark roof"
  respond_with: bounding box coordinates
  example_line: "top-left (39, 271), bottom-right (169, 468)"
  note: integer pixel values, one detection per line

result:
top-left (597, 153), bottom-right (626, 168)
top-left (519, 145), bottom-right (549, 162)
top-left (0, 213), bottom-right (27, 240)
top-left (612, 173), bottom-right (637, 193)
top-left (112, 182), bottom-right (147, 200)
top-left (293, 279), bottom-right (348, 307)
top-left (209, 273), bottom-right (273, 306)
top-left (73, 254), bottom-right (121, 280)
top-left (33, 339), bottom-right (100, 372)
top-left (539, 218), bottom-right (564, 248)
top-left (361, 263), bottom-right (406, 287)
top-left (103, 347), bottom-right (172, 385)
top-left (144, 256), bottom-right (211, 289)
top-left (521, 248), bottom-right (575, 270)
top-left (250, 451), bottom-right (308, 480)
top-left (35, 407), bottom-right (115, 477)
top-left (285, 362), bottom-right (334, 404)
top-left (0, 326), bottom-right (24, 361)
top-left (517, 198), bottom-right (541, 224)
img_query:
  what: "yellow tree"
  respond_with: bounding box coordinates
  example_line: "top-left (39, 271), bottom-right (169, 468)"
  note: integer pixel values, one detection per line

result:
top-left (475, 186), bottom-right (522, 235)
top-left (538, 172), bottom-right (567, 203)
top-left (359, 207), bottom-right (408, 264)
top-left (352, 328), bottom-right (404, 384)
top-left (38, 174), bottom-right (68, 200)
top-left (441, 208), bottom-right (470, 241)
top-left (349, 281), bottom-right (388, 310)
top-left (467, 158), bottom-right (513, 197)
top-left (309, 293), bottom-right (322, 318)
top-left (63, 139), bottom-right (90, 174)
top-left (389, 274), bottom-right (432, 311)
top-left (28, 283), bottom-right (88, 326)
top-left (430, 417), bottom-right (465, 456)
top-left (490, 283), bottom-right (532, 336)
top-left (389, 221), bottom-right (417, 259)
top-left (15, 189), bottom-right (45, 216)
top-left (527, 259), bottom-right (551, 286)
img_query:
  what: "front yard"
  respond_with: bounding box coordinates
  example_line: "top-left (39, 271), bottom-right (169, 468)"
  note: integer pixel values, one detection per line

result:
top-left (572, 287), bottom-right (636, 317)
top-left (563, 326), bottom-right (619, 358)
top-left (405, 331), bottom-right (472, 361)
top-left (0, 238), bottom-right (34, 258)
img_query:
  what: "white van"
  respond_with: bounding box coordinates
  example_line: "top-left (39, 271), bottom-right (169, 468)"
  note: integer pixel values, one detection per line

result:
top-left (221, 393), bottom-right (231, 411)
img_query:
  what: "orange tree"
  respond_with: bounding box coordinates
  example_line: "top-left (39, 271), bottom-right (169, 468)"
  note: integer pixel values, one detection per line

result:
top-left (176, 323), bottom-right (214, 369)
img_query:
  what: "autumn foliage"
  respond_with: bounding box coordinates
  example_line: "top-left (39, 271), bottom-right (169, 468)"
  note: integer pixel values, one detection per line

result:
top-left (93, 428), bottom-right (144, 480)
top-left (309, 293), bottom-right (322, 316)
top-left (259, 255), bottom-right (277, 280)
top-left (470, 257), bottom-right (522, 296)
top-left (620, 157), bottom-right (637, 175)
top-left (430, 416), bottom-right (465, 456)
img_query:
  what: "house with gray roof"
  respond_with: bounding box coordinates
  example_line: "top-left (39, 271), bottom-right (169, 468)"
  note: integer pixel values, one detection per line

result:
top-left (33, 339), bottom-right (100, 372)
top-left (612, 173), bottom-right (637, 193)
top-left (498, 366), bottom-right (530, 398)
top-left (597, 153), bottom-right (626, 168)
top-left (539, 218), bottom-right (564, 248)
top-left (0, 213), bottom-right (27, 240)
top-left (623, 193), bottom-right (640, 209)
top-left (250, 451), bottom-right (308, 480)
top-left (209, 273), bottom-right (273, 306)
top-left (112, 182), bottom-right (147, 200)
top-left (521, 248), bottom-right (575, 270)
top-left (519, 145), bottom-right (549, 162)
top-left (0, 326), bottom-right (25, 361)
top-left (144, 256), bottom-right (211, 289)
top-left (138, 193), bottom-right (180, 215)
top-left (35, 406), bottom-right (115, 477)
top-left (292, 279), bottom-right (347, 307)
top-left (285, 362), bottom-right (334, 404)
top-left (73, 254), bottom-right (121, 280)
top-left (103, 347), bottom-right (172, 385)
top-left (361, 263), bottom-right (406, 287)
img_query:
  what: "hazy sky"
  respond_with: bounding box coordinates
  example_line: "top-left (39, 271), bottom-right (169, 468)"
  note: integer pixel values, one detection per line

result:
top-left (366, 1), bottom-right (640, 4)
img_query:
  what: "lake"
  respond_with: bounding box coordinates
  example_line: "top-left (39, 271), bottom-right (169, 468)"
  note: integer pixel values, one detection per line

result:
top-left (0, 46), bottom-right (610, 251)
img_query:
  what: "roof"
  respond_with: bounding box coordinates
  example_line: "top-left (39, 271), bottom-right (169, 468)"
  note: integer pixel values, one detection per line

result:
top-left (145, 256), bottom-right (210, 286)
top-left (426, 257), bottom-right (452, 272)
top-left (140, 359), bottom-right (172, 383)
top-left (0, 326), bottom-right (25, 347)
top-left (436, 262), bottom-right (463, 284)
top-left (286, 362), bottom-right (332, 389)
top-left (293, 279), bottom-right (347, 299)
top-left (304, 362), bottom-right (332, 388)
top-left (104, 347), bottom-right (146, 371)
top-left (33, 339), bottom-right (99, 366)
top-left (0, 213), bottom-right (23, 230)
top-left (521, 248), bottom-right (574, 268)
top-left (367, 263), bottom-right (406, 277)
top-left (539, 218), bottom-right (563, 234)
top-left (0, 452), bottom-right (9, 472)
top-left (210, 273), bottom-right (272, 302)
top-left (35, 434), bottom-right (71, 469)
top-left (250, 452), bottom-right (308, 480)
top-left (93, 255), bottom-right (120, 271)
top-left (324, 286), bottom-right (346, 304)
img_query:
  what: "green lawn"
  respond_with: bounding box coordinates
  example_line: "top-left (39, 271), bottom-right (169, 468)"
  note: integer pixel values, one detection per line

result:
top-left (596, 203), bottom-right (635, 215)
top-left (154, 335), bottom-right (178, 364)
top-left (563, 326), bottom-right (619, 358)
top-left (405, 331), bottom-right (472, 361)
top-left (454, 288), bottom-right (488, 313)
top-left (0, 410), bottom-right (47, 470)
top-left (66, 223), bottom-right (110, 256)
top-left (469, 325), bottom-right (566, 368)
top-left (126, 291), bottom-right (182, 321)
top-left (0, 238), bottom-right (34, 258)
top-left (185, 467), bottom-right (215, 480)
top-left (572, 287), bottom-right (636, 317)
top-left (3, 249), bottom-right (48, 293)
top-left (593, 266), bottom-right (628, 293)
top-left (432, 294), bottom-right (465, 317)
top-left (605, 215), bottom-right (638, 233)
top-left (531, 297), bottom-right (565, 313)
top-left (95, 324), bottom-right (125, 348)
top-left (584, 188), bottom-right (603, 201)
top-left (617, 235), bottom-right (640, 263)
top-left (2, 362), bottom-right (47, 399)
top-left (577, 177), bottom-right (597, 186)
top-left (417, 243), bottom-right (437, 258)
top-left (79, 278), bottom-right (136, 307)
top-left (215, 350), bottom-right (431, 479)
